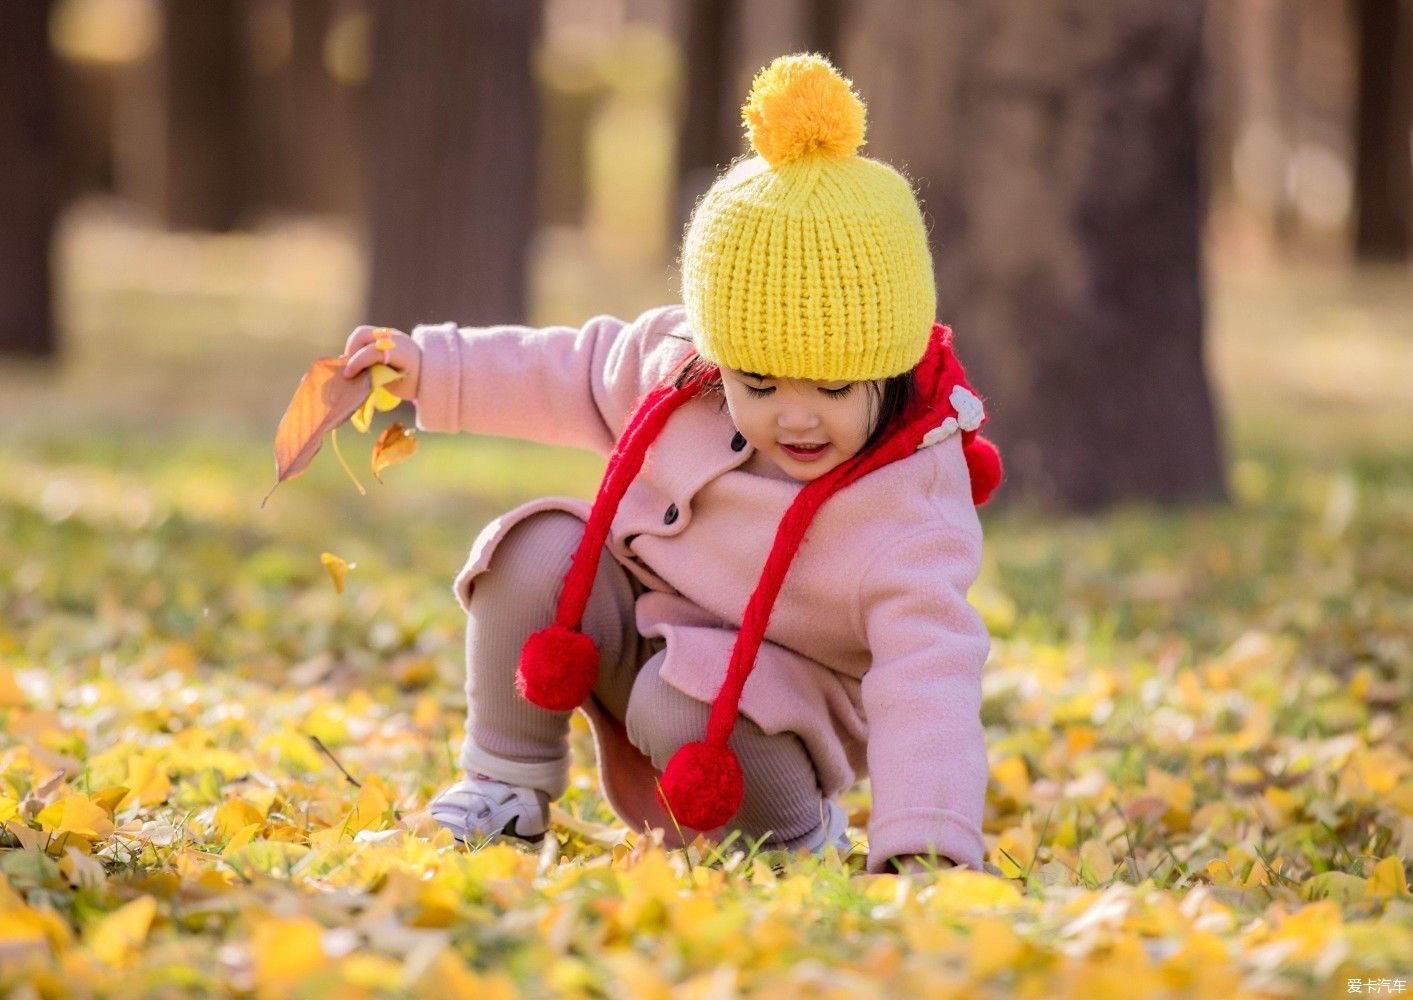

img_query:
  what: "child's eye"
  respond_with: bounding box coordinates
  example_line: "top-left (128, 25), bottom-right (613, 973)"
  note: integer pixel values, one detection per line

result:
top-left (822, 384), bottom-right (856, 398)
top-left (743, 384), bottom-right (775, 398)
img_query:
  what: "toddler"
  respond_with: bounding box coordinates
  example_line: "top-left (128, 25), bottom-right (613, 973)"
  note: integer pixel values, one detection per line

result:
top-left (340, 54), bottom-right (1001, 875)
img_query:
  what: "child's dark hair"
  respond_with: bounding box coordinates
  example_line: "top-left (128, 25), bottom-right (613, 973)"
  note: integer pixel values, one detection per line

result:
top-left (665, 333), bottom-right (918, 456)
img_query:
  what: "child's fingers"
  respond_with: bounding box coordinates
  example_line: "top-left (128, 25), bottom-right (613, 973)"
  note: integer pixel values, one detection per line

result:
top-left (343, 325), bottom-right (382, 358)
top-left (341, 327), bottom-right (405, 378)
top-left (343, 343), bottom-right (406, 379)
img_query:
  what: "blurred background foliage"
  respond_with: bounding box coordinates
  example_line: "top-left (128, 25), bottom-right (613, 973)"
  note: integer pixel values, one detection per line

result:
top-left (2, 0), bottom-right (1411, 508)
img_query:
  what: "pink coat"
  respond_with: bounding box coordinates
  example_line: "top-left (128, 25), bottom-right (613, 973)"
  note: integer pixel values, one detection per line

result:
top-left (411, 304), bottom-right (991, 873)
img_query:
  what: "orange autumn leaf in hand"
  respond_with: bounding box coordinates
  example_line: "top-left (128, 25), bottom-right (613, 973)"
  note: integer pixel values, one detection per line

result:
top-left (262, 357), bottom-right (372, 507)
top-left (371, 423), bottom-right (417, 483)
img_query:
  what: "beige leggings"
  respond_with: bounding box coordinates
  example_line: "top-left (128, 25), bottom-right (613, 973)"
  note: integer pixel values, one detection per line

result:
top-left (459, 509), bottom-right (829, 850)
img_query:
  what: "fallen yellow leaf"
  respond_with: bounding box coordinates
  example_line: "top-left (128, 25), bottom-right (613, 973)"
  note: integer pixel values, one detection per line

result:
top-left (221, 823), bottom-right (263, 857)
top-left (251, 915), bottom-right (328, 990)
top-left (370, 422), bottom-right (417, 483)
top-left (1300, 870), bottom-right (1366, 902)
top-left (991, 813), bottom-right (1038, 879)
top-left (1366, 855), bottom-right (1410, 898)
top-left (38, 795), bottom-right (115, 841)
top-left (967, 916), bottom-right (1024, 980)
top-left (86, 896), bottom-right (157, 967)
top-left (120, 753), bottom-right (172, 809)
top-left (320, 552), bottom-right (354, 594)
top-left (213, 799), bottom-right (265, 839)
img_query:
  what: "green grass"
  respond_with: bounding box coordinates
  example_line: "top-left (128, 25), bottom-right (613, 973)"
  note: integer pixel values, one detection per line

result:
top-left (0, 204), bottom-right (1408, 997)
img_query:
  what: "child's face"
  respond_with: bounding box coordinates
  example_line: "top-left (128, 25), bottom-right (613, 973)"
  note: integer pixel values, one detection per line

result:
top-left (721, 367), bottom-right (882, 482)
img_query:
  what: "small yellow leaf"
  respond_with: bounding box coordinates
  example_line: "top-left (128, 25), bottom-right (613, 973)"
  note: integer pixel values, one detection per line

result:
top-left (5, 819), bottom-right (49, 852)
top-left (991, 814), bottom-right (1037, 879)
top-left (251, 915), bottom-right (328, 988)
top-left (213, 799), bottom-right (265, 839)
top-left (87, 895), bottom-right (157, 967)
top-left (967, 916), bottom-right (1024, 980)
top-left (350, 364), bottom-right (403, 433)
top-left (346, 782), bottom-right (391, 835)
top-left (0, 666), bottom-right (28, 707)
top-left (0, 909), bottom-right (50, 957)
top-left (371, 422), bottom-right (418, 483)
top-left (121, 754), bottom-right (172, 809)
top-left (43, 795), bottom-right (115, 840)
top-left (1301, 870), bottom-right (1366, 903)
top-left (350, 397), bottom-right (375, 434)
top-left (924, 869), bottom-right (1025, 915)
top-left (991, 756), bottom-right (1030, 803)
top-left (1366, 855), bottom-right (1410, 898)
top-left (1205, 858), bottom-right (1236, 886)
top-left (373, 331), bottom-right (394, 353)
top-left (221, 823), bottom-right (263, 857)
top-left (89, 786), bottom-right (129, 819)
top-left (320, 552), bottom-right (355, 594)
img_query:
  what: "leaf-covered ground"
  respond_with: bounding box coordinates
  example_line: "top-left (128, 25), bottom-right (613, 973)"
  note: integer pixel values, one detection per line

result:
top-left (0, 206), bottom-right (1409, 997)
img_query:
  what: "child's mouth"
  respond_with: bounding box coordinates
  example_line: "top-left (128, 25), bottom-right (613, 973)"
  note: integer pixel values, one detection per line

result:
top-left (782, 442), bottom-right (829, 461)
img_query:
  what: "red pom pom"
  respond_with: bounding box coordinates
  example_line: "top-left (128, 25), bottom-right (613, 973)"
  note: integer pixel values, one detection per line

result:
top-left (516, 625), bottom-right (598, 711)
top-left (658, 741), bottom-right (743, 831)
top-left (963, 435), bottom-right (1002, 505)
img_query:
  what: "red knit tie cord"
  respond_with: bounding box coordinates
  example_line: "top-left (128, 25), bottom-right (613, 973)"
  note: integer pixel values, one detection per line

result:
top-left (516, 325), bottom-right (1003, 833)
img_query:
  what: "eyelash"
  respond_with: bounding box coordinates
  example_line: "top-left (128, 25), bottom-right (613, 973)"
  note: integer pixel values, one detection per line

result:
top-left (742, 384), bottom-right (856, 399)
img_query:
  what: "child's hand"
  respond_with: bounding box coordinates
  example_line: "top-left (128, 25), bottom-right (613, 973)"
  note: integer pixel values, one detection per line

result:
top-left (342, 325), bottom-right (421, 402)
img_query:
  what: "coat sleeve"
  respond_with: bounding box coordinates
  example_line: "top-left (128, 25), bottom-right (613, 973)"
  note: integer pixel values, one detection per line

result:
top-left (856, 490), bottom-right (991, 874)
top-left (408, 303), bottom-right (693, 454)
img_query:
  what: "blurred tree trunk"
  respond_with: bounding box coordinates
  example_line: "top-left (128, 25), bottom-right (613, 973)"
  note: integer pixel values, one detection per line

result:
top-left (366, 0), bottom-right (540, 329)
top-left (0, 0), bottom-right (59, 357)
top-left (851, 1), bottom-right (1225, 511)
top-left (267, 0), bottom-right (362, 215)
top-left (674, 0), bottom-right (738, 236)
top-left (672, 0), bottom-right (847, 237)
top-left (126, 0), bottom-right (253, 230)
top-left (1353, 0), bottom-right (1413, 259)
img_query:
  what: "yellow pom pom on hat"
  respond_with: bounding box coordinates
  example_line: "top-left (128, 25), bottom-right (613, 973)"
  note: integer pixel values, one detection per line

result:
top-left (680, 53), bottom-right (937, 382)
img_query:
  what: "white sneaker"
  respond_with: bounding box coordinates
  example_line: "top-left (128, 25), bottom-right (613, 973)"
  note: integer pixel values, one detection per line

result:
top-left (428, 773), bottom-right (551, 845)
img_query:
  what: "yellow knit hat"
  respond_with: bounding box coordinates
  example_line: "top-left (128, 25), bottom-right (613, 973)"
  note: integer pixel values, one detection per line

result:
top-left (680, 53), bottom-right (937, 381)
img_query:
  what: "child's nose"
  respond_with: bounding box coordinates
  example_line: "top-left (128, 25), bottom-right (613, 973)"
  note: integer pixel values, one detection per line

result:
top-left (778, 403), bottom-right (821, 430)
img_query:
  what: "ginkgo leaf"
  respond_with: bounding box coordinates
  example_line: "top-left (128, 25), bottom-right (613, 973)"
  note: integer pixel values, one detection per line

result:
top-left (213, 798), bottom-right (265, 839)
top-left (251, 916), bottom-right (329, 987)
top-left (1300, 870), bottom-right (1366, 902)
top-left (263, 357), bottom-right (372, 507)
top-left (370, 423), bottom-right (417, 483)
top-left (320, 552), bottom-right (354, 594)
top-left (350, 364), bottom-right (404, 434)
top-left (87, 895), bottom-right (157, 967)
top-left (38, 795), bottom-right (115, 840)
top-left (89, 786), bottom-right (129, 819)
top-left (1366, 855), bottom-right (1409, 898)
top-left (120, 754), bottom-right (172, 809)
